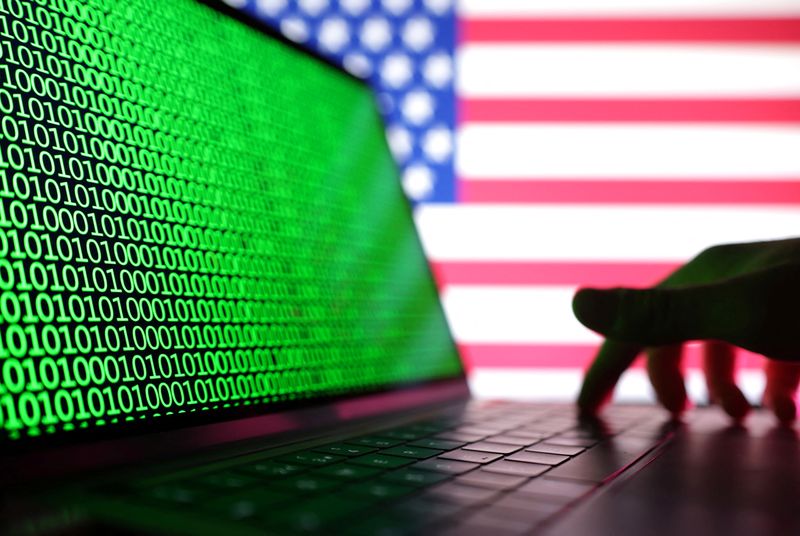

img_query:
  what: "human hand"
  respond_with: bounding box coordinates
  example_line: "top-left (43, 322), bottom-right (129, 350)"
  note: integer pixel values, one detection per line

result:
top-left (572, 238), bottom-right (800, 424)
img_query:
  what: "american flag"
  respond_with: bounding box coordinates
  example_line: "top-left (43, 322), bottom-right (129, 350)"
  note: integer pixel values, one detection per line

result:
top-left (231, 0), bottom-right (800, 403)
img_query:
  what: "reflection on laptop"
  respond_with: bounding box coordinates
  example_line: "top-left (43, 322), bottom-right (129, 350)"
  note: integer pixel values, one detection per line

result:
top-left (2, 2), bottom-right (798, 535)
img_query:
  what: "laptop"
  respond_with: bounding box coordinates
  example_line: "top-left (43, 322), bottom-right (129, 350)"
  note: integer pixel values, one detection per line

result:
top-left (2, 1), bottom-right (798, 535)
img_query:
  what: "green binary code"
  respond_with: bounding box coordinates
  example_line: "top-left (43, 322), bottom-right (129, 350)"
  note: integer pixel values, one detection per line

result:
top-left (0, 0), bottom-right (462, 442)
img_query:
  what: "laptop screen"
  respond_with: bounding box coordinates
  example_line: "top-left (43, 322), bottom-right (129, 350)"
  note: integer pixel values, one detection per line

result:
top-left (0, 0), bottom-right (463, 447)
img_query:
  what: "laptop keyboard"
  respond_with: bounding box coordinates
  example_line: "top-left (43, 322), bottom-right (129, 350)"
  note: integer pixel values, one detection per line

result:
top-left (133, 402), bottom-right (675, 536)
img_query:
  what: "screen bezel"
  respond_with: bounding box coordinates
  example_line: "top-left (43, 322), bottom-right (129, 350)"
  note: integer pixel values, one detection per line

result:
top-left (0, 0), bottom-right (468, 479)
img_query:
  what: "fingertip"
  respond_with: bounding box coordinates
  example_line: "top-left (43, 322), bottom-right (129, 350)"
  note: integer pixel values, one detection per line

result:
top-left (572, 288), bottom-right (618, 334)
top-left (576, 385), bottom-right (611, 418)
top-left (768, 395), bottom-right (797, 426)
top-left (663, 389), bottom-right (689, 419)
top-left (577, 404), bottom-right (599, 420)
top-left (577, 340), bottom-right (642, 421)
top-left (668, 400), bottom-right (691, 422)
top-left (718, 386), bottom-right (751, 423)
top-left (763, 360), bottom-right (800, 426)
top-left (647, 345), bottom-right (688, 419)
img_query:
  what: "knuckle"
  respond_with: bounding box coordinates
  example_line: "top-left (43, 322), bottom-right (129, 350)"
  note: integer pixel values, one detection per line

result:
top-left (697, 243), bottom-right (736, 263)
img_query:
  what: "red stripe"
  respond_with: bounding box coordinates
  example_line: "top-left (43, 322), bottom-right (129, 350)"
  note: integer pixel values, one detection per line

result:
top-left (462, 18), bottom-right (800, 43)
top-left (459, 343), bottom-right (765, 371)
top-left (462, 99), bottom-right (800, 123)
top-left (459, 180), bottom-right (800, 204)
top-left (432, 261), bottom-right (677, 287)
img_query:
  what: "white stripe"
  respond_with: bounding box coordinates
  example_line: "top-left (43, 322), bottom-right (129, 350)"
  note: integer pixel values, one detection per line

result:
top-left (457, 124), bottom-right (800, 179)
top-left (443, 285), bottom-right (597, 344)
top-left (468, 369), bottom-right (765, 405)
top-left (459, 0), bottom-right (800, 17)
top-left (458, 45), bottom-right (800, 98)
top-left (415, 204), bottom-right (800, 261)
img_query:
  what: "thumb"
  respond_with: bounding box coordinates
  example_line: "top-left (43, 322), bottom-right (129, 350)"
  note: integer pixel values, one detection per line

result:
top-left (572, 284), bottom-right (734, 347)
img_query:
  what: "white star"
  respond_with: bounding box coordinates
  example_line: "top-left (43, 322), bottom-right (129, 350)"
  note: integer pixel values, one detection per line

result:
top-left (339, 0), bottom-right (370, 16)
top-left (255, 0), bottom-right (287, 16)
top-left (422, 126), bottom-right (453, 162)
top-left (402, 164), bottom-right (435, 200)
top-left (402, 90), bottom-right (434, 125)
top-left (343, 53), bottom-right (372, 78)
top-left (423, 0), bottom-right (453, 15)
top-left (423, 52), bottom-right (453, 88)
top-left (386, 126), bottom-right (413, 162)
top-left (382, 0), bottom-right (412, 16)
top-left (360, 17), bottom-right (391, 52)
top-left (298, 0), bottom-right (328, 16)
top-left (280, 17), bottom-right (309, 42)
top-left (318, 18), bottom-right (350, 52)
top-left (380, 54), bottom-right (413, 88)
top-left (402, 17), bottom-right (434, 52)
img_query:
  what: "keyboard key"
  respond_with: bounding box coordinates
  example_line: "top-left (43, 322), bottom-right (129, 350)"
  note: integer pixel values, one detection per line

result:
top-left (522, 423), bottom-right (575, 437)
top-left (463, 441), bottom-right (521, 455)
top-left (456, 470), bottom-right (528, 490)
top-left (545, 436), bottom-right (598, 448)
top-left (428, 482), bottom-right (501, 505)
top-left (405, 422), bottom-right (450, 435)
top-left (558, 428), bottom-right (608, 440)
top-left (500, 430), bottom-right (546, 440)
top-left (348, 453), bottom-right (413, 469)
top-left (315, 464), bottom-right (383, 480)
top-left (413, 459), bottom-right (480, 475)
top-left (382, 468), bottom-right (450, 487)
top-left (382, 445), bottom-right (443, 459)
top-left (346, 515), bottom-right (416, 536)
top-left (277, 452), bottom-right (345, 467)
top-left (348, 436), bottom-right (404, 448)
top-left (206, 497), bottom-right (258, 521)
top-left (545, 436), bottom-right (657, 483)
top-left (516, 428), bottom-right (554, 440)
top-left (195, 471), bottom-right (259, 490)
top-left (314, 443), bottom-right (376, 457)
top-left (237, 460), bottom-right (306, 479)
top-left (409, 438), bottom-right (465, 450)
top-left (348, 481), bottom-right (416, 500)
top-left (527, 443), bottom-right (585, 456)
top-left (435, 432), bottom-right (485, 442)
top-left (205, 489), bottom-right (285, 521)
top-left (484, 419), bottom-right (530, 429)
top-left (517, 478), bottom-right (596, 501)
top-left (455, 426), bottom-right (503, 435)
top-left (274, 475), bottom-right (341, 493)
top-left (505, 451), bottom-right (570, 466)
top-left (393, 496), bottom-right (463, 522)
top-left (439, 449), bottom-right (502, 464)
top-left (381, 429), bottom-right (426, 441)
top-left (486, 435), bottom-right (535, 447)
top-left (483, 460), bottom-right (550, 478)
top-left (527, 420), bottom-right (574, 433)
top-left (269, 496), bottom-right (365, 532)
top-left (145, 484), bottom-right (205, 506)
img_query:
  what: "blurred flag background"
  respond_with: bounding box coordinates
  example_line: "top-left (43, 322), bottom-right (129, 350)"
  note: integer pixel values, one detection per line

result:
top-left (228, 0), bottom-right (800, 403)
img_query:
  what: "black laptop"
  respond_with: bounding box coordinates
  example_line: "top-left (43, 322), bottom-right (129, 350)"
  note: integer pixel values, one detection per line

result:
top-left (2, 1), bottom-right (799, 535)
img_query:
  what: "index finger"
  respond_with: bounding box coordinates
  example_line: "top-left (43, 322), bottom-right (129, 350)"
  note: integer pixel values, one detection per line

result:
top-left (578, 339), bottom-right (642, 415)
